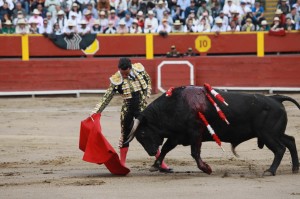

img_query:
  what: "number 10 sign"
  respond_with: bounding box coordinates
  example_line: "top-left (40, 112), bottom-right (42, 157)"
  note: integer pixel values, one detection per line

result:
top-left (195, 36), bottom-right (211, 53)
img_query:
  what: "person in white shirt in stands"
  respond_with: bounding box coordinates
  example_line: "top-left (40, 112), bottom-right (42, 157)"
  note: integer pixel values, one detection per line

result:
top-left (15, 18), bottom-right (29, 34)
top-left (28, 9), bottom-right (43, 28)
top-left (46, 12), bottom-right (55, 28)
top-left (143, 21), bottom-right (156, 33)
top-left (39, 18), bottom-right (53, 34)
top-left (214, 10), bottom-right (229, 29)
top-left (69, 3), bottom-right (82, 21)
top-left (116, 19), bottom-right (129, 34)
top-left (157, 18), bottom-right (172, 33)
top-left (13, 11), bottom-right (27, 26)
top-left (69, 13), bottom-right (80, 27)
top-left (83, 10), bottom-right (96, 29)
top-left (197, 17), bottom-right (211, 32)
top-left (223, 0), bottom-right (238, 19)
top-left (129, 19), bottom-right (142, 33)
top-left (144, 10), bottom-right (158, 33)
top-left (91, 19), bottom-right (102, 33)
top-left (56, 10), bottom-right (68, 31)
top-left (211, 18), bottom-right (227, 32)
top-left (115, 0), bottom-right (128, 18)
top-left (78, 19), bottom-right (91, 35)
top-left (44, 0), bottom-right (60, 13)
top-left (63, 20), bottom-right (78, 35)
top-left (103, 20), bottom-right (117, 34)
top-left (171, 19), bottom-right (184, 32)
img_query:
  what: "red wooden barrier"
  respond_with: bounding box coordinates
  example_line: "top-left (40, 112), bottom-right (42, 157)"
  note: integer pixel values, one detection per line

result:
top-left (0, 56), bottom-right (299, 92)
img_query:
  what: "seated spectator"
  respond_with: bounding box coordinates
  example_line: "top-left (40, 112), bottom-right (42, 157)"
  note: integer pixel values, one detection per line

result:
top-left (223, 0), bottom-right (238, 19)
top-left (69, 13), bottom-right (79, 27)
top-left (172, 5), bottom-right (184, 23)
top-left (53, 22), bottom-right (63, 35)
top-left (198, 11), bottom-right (213, 27)
top-left (241, 18), bottom-right (255, 31)
top-left (56, 10), bottom-right (68, 30)
top-left (241, 8), bottom-right (257, 29)
top-left (29, 19), bottom-right (39, 34)
top-left (115, 0), bottom-right (128, 18)
top-left (215, 10), bottom-right (229, 30)
top-left (91, 19), bottom-right (102, 33)
top-left (13, 2), bottom-right (26, 19)
top-left (270, 16), bottom-right (285, 31)
top-left (63, 21), bottom-right (78, 35)
top-left (172, 20), bottom-right (183, 32)
top-left (161, 10), bottom-right (173, 26)
top-left (157, 18), bottom-right (171, 35)
top-left (292, 0), bottom-right (300, 12)
top-left (238, 0), bottom-right (248, 18)
top-left (36, 4), bottom-right (47, 18)
top-left (129, 19), bottom-right (142, 33)
top-left (154, 0), bottom-right (169, 24)
top-left (252, 1), bottom-right (264, 23)
top-left (196, 17), bottom-right (211, 32)
top-left (258, 20), bottom-right (270, 31)
top-left (0, 20), bottom-right (2, 33)
top-left (284, 17), bottom-right (296, 30)
top-left (15, 18), bottom-right (29, 34)
top-left (128, 0), bottom-right (140, 17)
top-left (185, 10), bottom-right (199, 26)
top-left (83, 10), bottom-right (95, 29)
top-left (211, 17), bottom-right (227, 32)
top-left (44, 0), bottom-right (60, 14)
top-left (230, 10), bottom-right (241, 25)
top-left (143, 20), bottom-right (156, 33)
top-left (145, 10), bottom-right (158, 32)
top-left (78, 19), bottom-right (91, 35)
top-left (166, 45), bottom-right (181, 57)
top-left (98, 10), bottom-right (109, 30)
top-left (69, 3), bottom-right (82, 21)
top-left (121, 11), bottom-right (133, 28)
top-left (277, 0), bottom-right (290, 15)
top-left (274, 9), bottom-right (286, 26)
top-left (286, 7), bottom-right (299, 26)
top-left (184, 17), bottom-right (198, 32)
top-left (108, 9), bottom-right (119, 28)
top-left (28, 9), bottom-right (43, 28)
top-left (211, 2), bottom-right (221, 19)
top-left (196, 0), bottom-right (211, 19)
top-left (13, 11), bottom-right (26, 26)
top-left (184, 47), bottom-right (196, 56)
top-left (103, 20), bottom-right (117, 34)
top-left (83, 3), bottom-right (98, 19)
top-left (136, 11), bottom-right (145, 29)
top-left (46, 12), bottom-right (55, 28)
top-left (227, 19), bottom-right (240, 31)
top-left (39, 18), bottom-right (52, 34)
top-left (116, 19), bottom-right (128, 34)
top-left (2, 20), bottom-right (15, 34)
top-left (185, 0), bottom-right (199, 19)
top-left (0, 2), bottom-right (13, 22)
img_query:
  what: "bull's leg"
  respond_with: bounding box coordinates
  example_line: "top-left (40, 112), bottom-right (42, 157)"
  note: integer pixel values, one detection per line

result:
top-left (261, 135), bottom-right (286, 176)
top-left (191, 137), bottom-right (212, 175)
top-left (281, 134), bottom-right (299, 173)
top-left (149, 138), bottom-right (176, 173)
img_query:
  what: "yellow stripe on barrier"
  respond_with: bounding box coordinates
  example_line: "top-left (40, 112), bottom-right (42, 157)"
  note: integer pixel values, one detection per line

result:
top-left (145, 34), bottom-right (153, 60)
top-left (257, 32), bottom-right (264, 57)
top-left (21, 35), bottom-right (29, 61)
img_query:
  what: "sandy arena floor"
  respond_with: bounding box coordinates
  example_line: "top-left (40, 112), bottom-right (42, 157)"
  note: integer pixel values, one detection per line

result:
top-left (0, 93), bottom-right (299, 199)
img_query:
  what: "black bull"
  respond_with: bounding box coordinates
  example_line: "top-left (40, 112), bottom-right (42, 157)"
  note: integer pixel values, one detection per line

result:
top-left (125, 86), bottom-right (300, 176)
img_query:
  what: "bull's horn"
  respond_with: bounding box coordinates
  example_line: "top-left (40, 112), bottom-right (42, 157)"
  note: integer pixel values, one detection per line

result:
top-left (123, 118), bottom-right (140, 145)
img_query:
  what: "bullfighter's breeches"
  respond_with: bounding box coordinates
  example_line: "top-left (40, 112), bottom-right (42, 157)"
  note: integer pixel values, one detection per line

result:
top-left (119, 92), bottom-right (146, 148)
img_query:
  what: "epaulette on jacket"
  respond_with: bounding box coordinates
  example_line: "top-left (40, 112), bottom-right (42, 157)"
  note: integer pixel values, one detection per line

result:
top-left (109, 71), bottom-right (123, 86)
top-left (132, 63), bottom-right (145, 72)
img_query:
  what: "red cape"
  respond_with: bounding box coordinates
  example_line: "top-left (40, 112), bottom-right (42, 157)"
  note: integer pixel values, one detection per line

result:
top-left (79, 113), bottom-right (130, 175)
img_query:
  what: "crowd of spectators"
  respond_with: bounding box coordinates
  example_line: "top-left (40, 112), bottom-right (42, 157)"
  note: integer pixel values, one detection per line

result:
top-left (0, 0), bottom-right (299, 34)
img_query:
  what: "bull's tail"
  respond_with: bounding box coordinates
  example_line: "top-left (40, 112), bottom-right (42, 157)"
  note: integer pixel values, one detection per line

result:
top-left (270, 95), bottom-right (300, 110)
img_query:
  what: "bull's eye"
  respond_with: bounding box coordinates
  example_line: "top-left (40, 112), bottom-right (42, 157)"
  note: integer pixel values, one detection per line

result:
top-left (141, 132), bottom-right (145, 138)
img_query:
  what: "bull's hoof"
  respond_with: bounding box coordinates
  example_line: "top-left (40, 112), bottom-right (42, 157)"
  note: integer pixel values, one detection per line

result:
top-left (159, 168), bottom-right (174, 173)
top-left (199, 162), bottom-right (212, 175)
top-left (292, 166), bottom-right (299, 174)
top-left (263, 169), bottom-right (275, 176)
